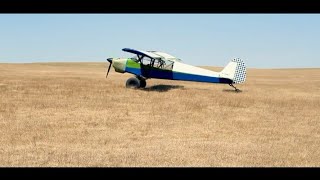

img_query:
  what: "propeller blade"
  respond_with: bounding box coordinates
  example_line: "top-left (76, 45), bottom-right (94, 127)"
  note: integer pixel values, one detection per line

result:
top-left (106, 58), bottom-right (113, 78)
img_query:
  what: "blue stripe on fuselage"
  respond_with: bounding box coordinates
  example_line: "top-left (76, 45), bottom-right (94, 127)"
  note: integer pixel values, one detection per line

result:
top-left (125, 67), bottom-right (232, 84)
top-left (173, 72), bottom-right (220, 83)
top-left (126, 67), bottom-right (173, 79)
top-left (125, 67), bottom-right (141, 75)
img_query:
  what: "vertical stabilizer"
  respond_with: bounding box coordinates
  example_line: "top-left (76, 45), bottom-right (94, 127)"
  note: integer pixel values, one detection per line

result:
top-left (219, 58), bottom-right (246, 84)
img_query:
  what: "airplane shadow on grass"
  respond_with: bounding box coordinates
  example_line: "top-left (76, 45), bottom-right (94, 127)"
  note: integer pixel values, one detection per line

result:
top-left (222, 89), bottom-right (243, 93)
top-left (139, 84), bottom-right (242, 93)
top-left (142, 84), bottom-right (185, 92)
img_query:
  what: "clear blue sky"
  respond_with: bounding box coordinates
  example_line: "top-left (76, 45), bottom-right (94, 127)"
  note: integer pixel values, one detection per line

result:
top-left (0, 14), bottom-right (319, 68)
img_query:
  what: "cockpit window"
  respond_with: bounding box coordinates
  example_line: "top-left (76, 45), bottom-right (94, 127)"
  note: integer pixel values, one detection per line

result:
top-left (131, 55), bottom-right (174, 70)
top-left (153, 58), bottom-right (174, 70)
top-left (161, 59), bottom-right (174, 70)
top-left (130, 55), bottom-right (139, 62)
top-left (153, 58), bottom-right (162, 68)
top-left (141, 56), bottom-right (152, 66)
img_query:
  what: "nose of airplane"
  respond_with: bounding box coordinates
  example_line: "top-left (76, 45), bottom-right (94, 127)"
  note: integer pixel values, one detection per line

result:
top-left (106, 58), bottom-right (127, 78)
top-left (112, 58), bottom-right (127, 73)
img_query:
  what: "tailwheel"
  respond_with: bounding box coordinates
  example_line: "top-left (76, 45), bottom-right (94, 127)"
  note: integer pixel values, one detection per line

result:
top-left (229, 84), bottom-right (241, 92)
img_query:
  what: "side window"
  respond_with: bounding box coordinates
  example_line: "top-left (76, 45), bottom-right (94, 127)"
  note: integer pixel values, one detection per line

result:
top-left (162, 60), bottom-right (174, 70)
top-left (153, 59), bottom-right (162, 68)
top-left (154, 59), bottom-right (174, 70)
top-left (141, 56), bottom-right (152, 66)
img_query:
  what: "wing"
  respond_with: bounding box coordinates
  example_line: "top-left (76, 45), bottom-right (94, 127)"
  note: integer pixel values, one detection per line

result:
top-left (147, 51), bottom-right (182, 62)
top-left (122, 48), bottom-right (162, 59)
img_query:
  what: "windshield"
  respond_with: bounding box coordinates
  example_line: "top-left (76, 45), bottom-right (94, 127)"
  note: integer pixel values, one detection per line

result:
top-left (130, 55), bottom-right (139, 62)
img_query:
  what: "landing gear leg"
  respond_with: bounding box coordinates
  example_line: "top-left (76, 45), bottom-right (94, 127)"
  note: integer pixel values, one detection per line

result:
top-left (137, 76), bottom-right (147, 88)
top-left (229, 84), bottom-right (240, 92)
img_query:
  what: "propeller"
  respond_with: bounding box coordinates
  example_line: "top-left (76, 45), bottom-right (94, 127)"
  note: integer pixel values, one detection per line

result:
top-left (106, 58), bottom-right (113, 78)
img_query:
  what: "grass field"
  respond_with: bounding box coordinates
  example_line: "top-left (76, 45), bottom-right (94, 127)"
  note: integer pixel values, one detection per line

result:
top-left (0, 62), bottom-right (319, 167)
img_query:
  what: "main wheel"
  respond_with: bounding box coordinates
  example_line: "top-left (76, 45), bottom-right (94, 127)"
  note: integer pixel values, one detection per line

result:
top-left (139, 79), bottom-right (146, 88)
top-left (126, 77), bottom-right (140, 89)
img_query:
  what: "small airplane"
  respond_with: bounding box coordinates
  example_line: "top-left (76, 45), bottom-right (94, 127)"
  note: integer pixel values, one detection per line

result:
top-left (106, 48), bottom-right (246, 91)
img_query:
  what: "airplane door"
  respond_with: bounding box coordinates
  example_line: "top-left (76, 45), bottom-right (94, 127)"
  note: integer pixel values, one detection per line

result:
top-left (148, 59), bottom-right (174, 79)
top-left (140, 56), bottom-right (153, 78)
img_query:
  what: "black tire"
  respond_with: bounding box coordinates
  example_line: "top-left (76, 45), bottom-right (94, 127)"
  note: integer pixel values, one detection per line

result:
top-left (139, 79), bottom-right (146, 88)
top-left (126, 77), bottom-right (140, 89)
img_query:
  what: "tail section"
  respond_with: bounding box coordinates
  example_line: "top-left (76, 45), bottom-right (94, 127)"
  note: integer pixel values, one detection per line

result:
top-left (219, 58), bottom-right (246, 84)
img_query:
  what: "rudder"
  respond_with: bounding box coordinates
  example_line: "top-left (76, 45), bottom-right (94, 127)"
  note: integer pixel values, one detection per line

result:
top-left (232, 58), bottom-right (246, 84)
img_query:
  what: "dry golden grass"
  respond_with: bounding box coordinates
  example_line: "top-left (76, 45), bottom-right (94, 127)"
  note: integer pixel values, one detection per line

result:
top-left (0, 62), bottom-right (319, 167)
